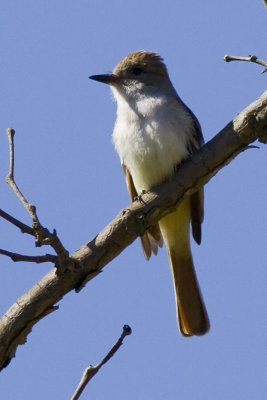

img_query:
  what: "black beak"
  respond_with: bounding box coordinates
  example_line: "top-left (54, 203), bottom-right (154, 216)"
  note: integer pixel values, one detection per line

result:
top-left (89, 74), bottom-right (119, 85)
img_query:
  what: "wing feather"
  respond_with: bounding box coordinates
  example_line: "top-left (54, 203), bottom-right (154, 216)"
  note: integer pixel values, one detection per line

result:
top-left (182, 105), bottom-right (205, 246)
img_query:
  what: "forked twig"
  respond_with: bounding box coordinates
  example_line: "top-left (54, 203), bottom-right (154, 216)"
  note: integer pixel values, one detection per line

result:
top-left (4, 128), bottom-right (70, 266)
top-left (71, 325), bottom-right (132, 400)
top-left (224, 54), bottom-right (267, 73)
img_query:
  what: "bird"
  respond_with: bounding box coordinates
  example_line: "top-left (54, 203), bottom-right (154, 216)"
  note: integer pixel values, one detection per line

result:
top-left (90, 50), bottom-right (209, 336)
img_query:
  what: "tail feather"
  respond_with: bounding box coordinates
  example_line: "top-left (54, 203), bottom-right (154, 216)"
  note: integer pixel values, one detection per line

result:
top-left (169, 249), bottom-right (209, 336)
top-left (159, 198), bottom-right (209, 336)
top-left (141, 223), bottom-right (163, 260)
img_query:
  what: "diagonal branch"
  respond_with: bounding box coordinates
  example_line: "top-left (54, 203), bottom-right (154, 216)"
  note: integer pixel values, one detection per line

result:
top-left (71, 325), bottom-right (132, 400)
top-left (0, 90), bottom-right (266, 370)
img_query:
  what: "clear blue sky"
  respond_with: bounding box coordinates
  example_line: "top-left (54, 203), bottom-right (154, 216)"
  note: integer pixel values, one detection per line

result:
top-left (1, 1), bottom-right (267, 399)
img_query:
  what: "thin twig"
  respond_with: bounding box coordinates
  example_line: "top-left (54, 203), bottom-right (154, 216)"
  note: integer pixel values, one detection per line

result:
top-left (224, 54), bottom-right (267, 73)
top-left (0, 249), bottom-right (57, 264)
top-left (71, 325), bottom-right (132, 400)
top-left (5, 128), bottom-right (40, 224)
top-left (4, 128), bottom-right (70, 266)
top-left (0, 209), bottom-right (35, 236)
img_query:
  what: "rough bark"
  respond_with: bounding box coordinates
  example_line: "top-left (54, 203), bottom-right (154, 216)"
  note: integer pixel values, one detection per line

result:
top-left (0, 90), bottom-right (266, 370)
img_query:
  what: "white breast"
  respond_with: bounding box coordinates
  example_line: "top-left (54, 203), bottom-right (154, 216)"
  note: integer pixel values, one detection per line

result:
top-left (112, 91), bottom-right (193, 192)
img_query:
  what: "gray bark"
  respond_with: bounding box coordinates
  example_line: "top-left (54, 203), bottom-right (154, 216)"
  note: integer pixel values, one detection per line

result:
top-left (0, 90), bottom-right (266, 370)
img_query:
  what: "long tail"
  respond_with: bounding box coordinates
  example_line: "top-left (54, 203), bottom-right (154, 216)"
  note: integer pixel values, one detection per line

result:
top-left (159, 199), bottom-right (209, 336)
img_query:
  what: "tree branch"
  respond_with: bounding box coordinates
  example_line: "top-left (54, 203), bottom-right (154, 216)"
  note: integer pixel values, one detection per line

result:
top-left (0, 249), bottom-right (57, 264)
top-left (6, 128), bottom-right (40, 225)
top-left (0, 209), bottom-right (35, 236)
top-left (5, 128), bottom-right (70, 266)
top-left (70, 325), bottom-right (132, 400)
top-left (0, 90), bottom-right (266, 370)
top-left (224, 54), bottom-right (267, 73)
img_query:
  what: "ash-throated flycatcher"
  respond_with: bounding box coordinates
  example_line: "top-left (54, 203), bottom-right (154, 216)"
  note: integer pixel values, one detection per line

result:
top-left (90, 51), bottom-right (209, 336)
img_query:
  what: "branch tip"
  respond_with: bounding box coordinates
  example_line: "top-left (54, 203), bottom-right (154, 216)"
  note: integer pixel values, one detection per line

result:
top-left (224, 54), bottom-right (267, 71)
top-left (70, 325), bottom-right (132, 399)
top-left (123, 324), bottom-right (132, 336)
top-left (6, 127), bottom-right (15, 138)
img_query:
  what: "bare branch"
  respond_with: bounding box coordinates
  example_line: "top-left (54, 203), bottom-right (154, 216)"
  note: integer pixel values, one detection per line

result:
top-left (224, 54), bottom-right (267, 73)
top-left (5, 128), bottom-right (70, 265)
top-left (32, 226), bottom-right (70, 266)
top-left (71, 325), bottom-right (132, 400)
top-left (6, 128), bottom-right (40, 224)
top-left (0, 249), bottom-right (57, 264)
top-left (0, 209), bottom-right (35, 236)
top-left (0, 91), bottom-right (266, 370)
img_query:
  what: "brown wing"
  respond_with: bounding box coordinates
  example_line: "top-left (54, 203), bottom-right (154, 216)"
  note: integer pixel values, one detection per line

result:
top-left (122, 164), bottom-right (163, 259)
top-left (190, 187), bottom-right (204, 245)
top-left (184, 107), bottom-right (205, 245)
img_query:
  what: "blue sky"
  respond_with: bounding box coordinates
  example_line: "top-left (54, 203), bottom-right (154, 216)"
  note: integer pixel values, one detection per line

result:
top-left (0, 1), bottom-right (267, 399)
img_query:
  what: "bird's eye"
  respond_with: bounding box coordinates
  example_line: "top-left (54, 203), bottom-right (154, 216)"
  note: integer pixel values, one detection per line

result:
top-left (132, 67), bottom-right (143, 76)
